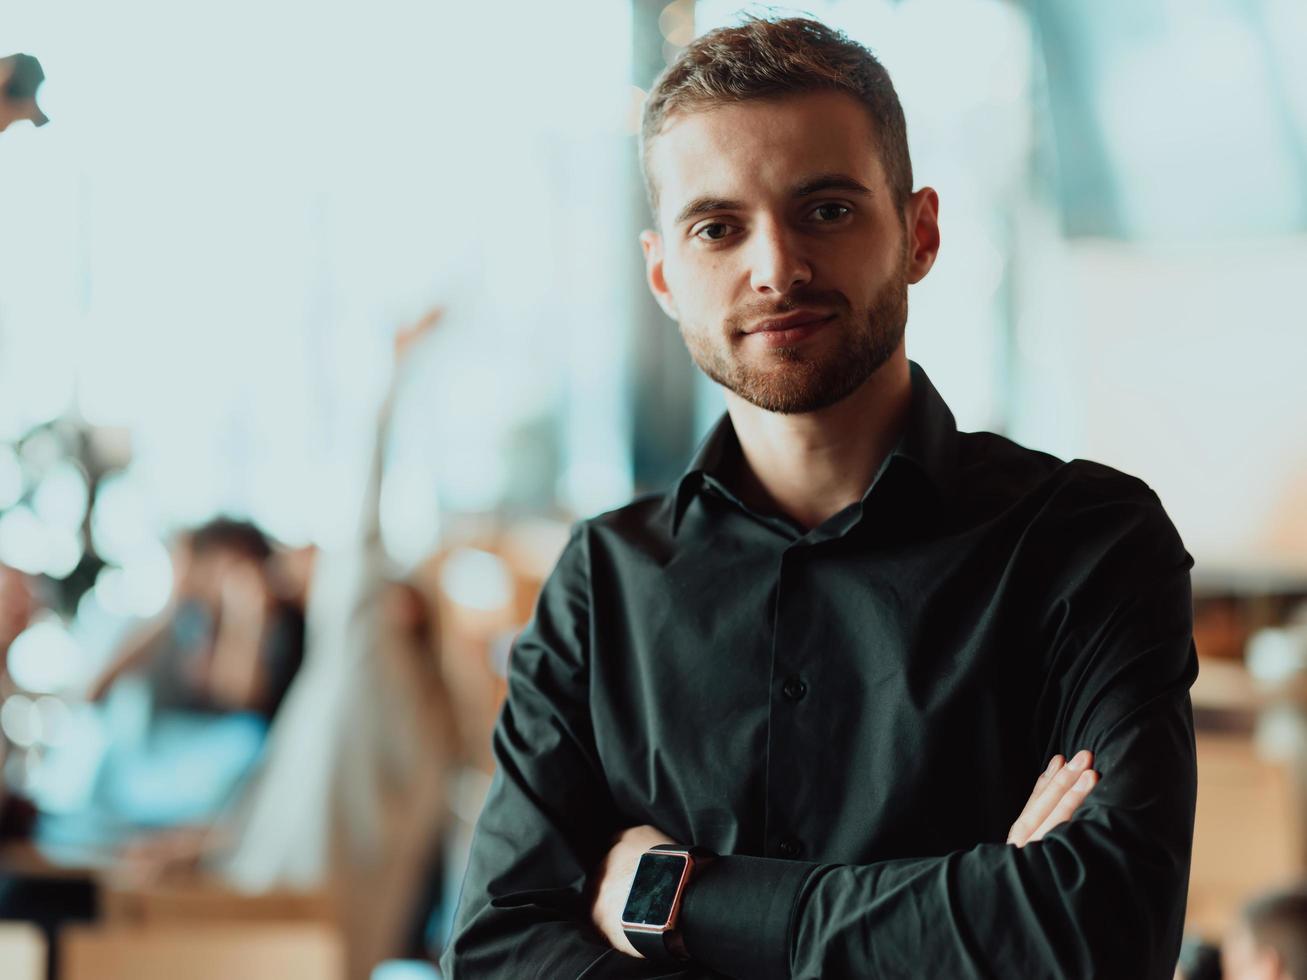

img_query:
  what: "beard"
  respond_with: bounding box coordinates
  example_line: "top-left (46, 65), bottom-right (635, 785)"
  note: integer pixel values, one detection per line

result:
top-left (679, 256), bottom-right (910, 416)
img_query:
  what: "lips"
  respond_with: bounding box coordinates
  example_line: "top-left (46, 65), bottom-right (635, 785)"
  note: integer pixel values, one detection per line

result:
top-left (746, 310), bottom-right (833, 335)
top-left (743, 310), bottom-right (835, 347)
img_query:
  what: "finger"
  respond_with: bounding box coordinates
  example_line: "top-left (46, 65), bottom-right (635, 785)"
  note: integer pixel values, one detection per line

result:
top-left (1006, 757), bottom-right (1062, 846)
top-left (1029, 768), bottom-right (1098, 842)
top-left (1008, 753), bottom-right (1079, 845)
top-left (1007, 750), bottom-right (1093, 846)
top-left (1019, 755), bottom-right (1064, 814)
top-left (1025, 749), bottom-right (1093, 827)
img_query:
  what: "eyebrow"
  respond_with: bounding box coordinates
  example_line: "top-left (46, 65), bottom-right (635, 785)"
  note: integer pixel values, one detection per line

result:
top-left (672, 172), bottom-right (874, 227)
top-left (793, 173), bottom-right (875, 199)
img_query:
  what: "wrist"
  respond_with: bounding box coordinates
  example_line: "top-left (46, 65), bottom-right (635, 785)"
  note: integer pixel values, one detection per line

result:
top-left (620, 844), bottom-right (717, 963)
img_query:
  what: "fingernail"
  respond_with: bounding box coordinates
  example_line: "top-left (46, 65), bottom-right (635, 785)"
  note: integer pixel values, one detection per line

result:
top-left (1044, 756), bottom-right (1061, 776)
top-left (1068, 750), bottom-right (1090, 771)
top-left (1075, 771), bottom-right (1094, 791)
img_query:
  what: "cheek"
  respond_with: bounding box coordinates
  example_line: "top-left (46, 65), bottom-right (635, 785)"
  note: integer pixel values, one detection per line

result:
top-left (840, 245), bottom-right (894, 284)
top-left (669, 253), bottom-right (737, 312)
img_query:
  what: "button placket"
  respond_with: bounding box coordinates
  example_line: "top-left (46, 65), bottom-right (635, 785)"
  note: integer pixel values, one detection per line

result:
top-left (766, 545), bottom-right (817, 863)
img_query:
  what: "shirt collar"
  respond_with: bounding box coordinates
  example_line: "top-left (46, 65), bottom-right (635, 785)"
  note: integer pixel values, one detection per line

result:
top-left (670, 412), bottom-right (737, 535)
top-left (670, 359), bottom-right (960, 536)
top-left (893, 359), bottom-right (960, 500)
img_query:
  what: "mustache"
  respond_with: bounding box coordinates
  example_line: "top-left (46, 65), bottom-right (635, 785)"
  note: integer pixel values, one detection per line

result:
top-left (726, 292), bottom-right (849, 333)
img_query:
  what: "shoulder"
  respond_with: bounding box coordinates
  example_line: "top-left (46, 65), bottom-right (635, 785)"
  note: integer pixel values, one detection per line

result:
top-left (958, 430), bottom-right (1151, 503)
top-left (525, 493), bottom-right (675, 643)
top-left (955, 430), bottom-right (1186, 564)
top-left (570, 490), bottom-right (679, 564)
top-left (958, 429), bottom-right (1163, 514)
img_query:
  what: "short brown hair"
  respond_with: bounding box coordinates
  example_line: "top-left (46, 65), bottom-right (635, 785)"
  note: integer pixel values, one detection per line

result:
top-left (1244, 885), bottom-right (1307, 980)
top-left (639, 15), bottom-right (913, 222)
top-left (190, 516), bottom-right (273, 563)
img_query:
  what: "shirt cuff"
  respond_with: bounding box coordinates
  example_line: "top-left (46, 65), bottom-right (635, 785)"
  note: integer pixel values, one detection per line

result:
top-left (679, 854), bottom-right (824, 980)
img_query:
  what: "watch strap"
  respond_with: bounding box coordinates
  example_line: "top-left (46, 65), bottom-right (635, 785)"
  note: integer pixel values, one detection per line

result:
top-left (628, 925), bottom-right (682, 961)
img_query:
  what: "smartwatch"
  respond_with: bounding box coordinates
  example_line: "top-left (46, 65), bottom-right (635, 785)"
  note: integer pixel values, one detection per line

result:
top-left (620, 843), bottom-right (716, 962)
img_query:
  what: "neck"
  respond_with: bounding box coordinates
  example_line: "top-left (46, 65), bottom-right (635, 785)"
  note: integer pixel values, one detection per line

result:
top-left (723, 346), bottom-right (912, 531)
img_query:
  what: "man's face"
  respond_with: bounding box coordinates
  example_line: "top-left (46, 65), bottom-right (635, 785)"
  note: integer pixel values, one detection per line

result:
top-left (640, 89), bottom-right (937, 415)
top-left (1222, 922), bottom-right (1286, 980)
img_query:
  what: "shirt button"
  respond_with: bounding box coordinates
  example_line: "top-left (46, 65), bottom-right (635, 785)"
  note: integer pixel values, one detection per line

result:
top-left (778, 837), bottom-right (802, 858)
top-left (782, 676), bottom-right (807, 702)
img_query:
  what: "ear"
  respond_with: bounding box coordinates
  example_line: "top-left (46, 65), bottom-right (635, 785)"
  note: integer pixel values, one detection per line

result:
top-left (639, 229), bottom-right (679, 321)
top-left (903, 187), bottom-right (941, 285)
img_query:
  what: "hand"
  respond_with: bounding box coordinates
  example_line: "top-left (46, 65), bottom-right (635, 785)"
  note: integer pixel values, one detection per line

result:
top-left (590, 824), bottom-right (677, 958)
top-left (393, 305), bottom-right (445, 367)
top-left (206, 560), bottom-right (271, 710)
top-left (1007, 750), bottom-right (1099, 847)
top-left (216, 560), bottom-right (269, 635)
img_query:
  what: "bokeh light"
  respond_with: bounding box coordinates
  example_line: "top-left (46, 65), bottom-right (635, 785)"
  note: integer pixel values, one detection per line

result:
top-left (91, 542), bottom-right (174, 619)
top-left (440, 548), bottom-right (512, 614)
top-left (6, 615), bottom-right (84, 694)
top-left (31, 459), bottom-right (90, 531)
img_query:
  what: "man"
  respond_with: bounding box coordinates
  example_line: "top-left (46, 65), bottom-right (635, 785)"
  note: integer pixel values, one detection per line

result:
top-left (1221, 884), bottom-right (1307, 980)
top-left (444, 16), bottom-right (1196, 979)
top-left (0, 53), bottom-right (49, 134)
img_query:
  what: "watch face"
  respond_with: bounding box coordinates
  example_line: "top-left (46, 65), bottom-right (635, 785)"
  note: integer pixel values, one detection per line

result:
top-left (621, 851), bottom-right (690, 930)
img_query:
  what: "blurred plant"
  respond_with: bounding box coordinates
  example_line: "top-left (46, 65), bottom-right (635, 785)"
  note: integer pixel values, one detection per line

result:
top-left (0, 415), bottom-right (131, 618)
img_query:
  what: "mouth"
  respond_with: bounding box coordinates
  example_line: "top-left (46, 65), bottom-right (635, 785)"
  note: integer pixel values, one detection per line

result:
top-left (743, 312), bottom-right (835, 347)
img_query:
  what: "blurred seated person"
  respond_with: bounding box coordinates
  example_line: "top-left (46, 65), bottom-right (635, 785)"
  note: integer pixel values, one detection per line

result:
top-left (58, 520), bottom-right (304, 832)
top-left (1222, 883), bottom-right (1307, 980)
top-left (116, 309), bottom-right (456, 980)
top-left (87, 518), bottom-right (305, 722)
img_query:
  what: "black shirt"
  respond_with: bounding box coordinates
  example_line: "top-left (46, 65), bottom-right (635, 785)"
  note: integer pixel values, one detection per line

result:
top-left (443, 361), bottom-right (1197, 980)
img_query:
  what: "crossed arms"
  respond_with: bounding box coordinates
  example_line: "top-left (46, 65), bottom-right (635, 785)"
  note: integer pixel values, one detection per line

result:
top-left (588, 751), bottom-right (1103, 959)
top-left (442, 499), bottom-right (1198, 980)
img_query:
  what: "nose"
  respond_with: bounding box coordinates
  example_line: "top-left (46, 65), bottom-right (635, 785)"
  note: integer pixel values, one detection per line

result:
top-left (748, 220), bottom-right (811, 295)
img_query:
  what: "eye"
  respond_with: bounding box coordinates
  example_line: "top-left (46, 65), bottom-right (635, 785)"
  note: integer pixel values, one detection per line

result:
top-left (693, 222), bottom-right (734, 242)
top-left (810, 203), bottom-right (852, 222)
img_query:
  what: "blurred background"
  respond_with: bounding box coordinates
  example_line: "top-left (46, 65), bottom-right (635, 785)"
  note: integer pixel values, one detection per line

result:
top-left (0, 0), bottom-right (1305, 977)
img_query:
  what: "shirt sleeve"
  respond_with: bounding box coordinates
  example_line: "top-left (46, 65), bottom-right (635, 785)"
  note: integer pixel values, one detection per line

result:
top-left (679, 489), bottom-right (1199, 980)
top-left (441, 527), bottom-right (726, 980)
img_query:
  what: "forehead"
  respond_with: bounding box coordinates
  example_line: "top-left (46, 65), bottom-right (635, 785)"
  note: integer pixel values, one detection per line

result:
top-left (649, 89), bottom-right (885, 222)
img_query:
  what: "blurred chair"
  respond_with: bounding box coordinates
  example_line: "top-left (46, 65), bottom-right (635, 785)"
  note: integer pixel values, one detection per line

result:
top-left (1187, 729), bottom-right (1303, 938)
top-left (101, 880), bottom-right (336, 927)
top-left (60, 923), bottom-right (344, 980)
top-left (418, 516), bottom-right (570, 953)
top-left (422, 517), bottom-right (571, 776)
top-left (0, 922), bottom-right (45, 980)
